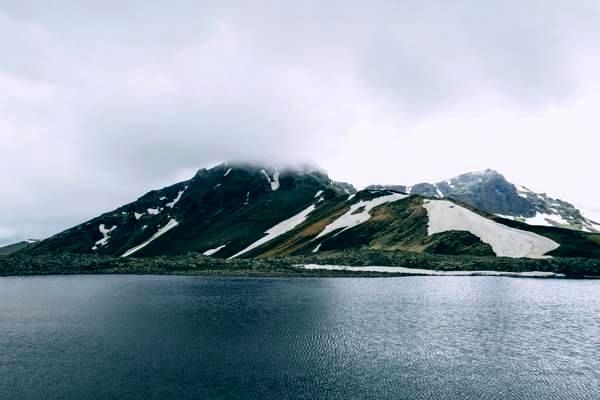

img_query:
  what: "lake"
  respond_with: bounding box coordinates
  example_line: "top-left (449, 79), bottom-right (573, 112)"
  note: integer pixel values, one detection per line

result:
top-left (0, 275), bottom-right (599, 399)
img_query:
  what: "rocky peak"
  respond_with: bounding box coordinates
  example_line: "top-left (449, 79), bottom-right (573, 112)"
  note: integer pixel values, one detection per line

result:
top-left (370, 169), bottom-right (600, 233)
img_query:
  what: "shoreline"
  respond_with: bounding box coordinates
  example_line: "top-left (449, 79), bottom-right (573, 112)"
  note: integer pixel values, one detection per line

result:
top-left (1, 267), bottom-right (597, 279)
top-left (3, 251), bottom-right (600, 279)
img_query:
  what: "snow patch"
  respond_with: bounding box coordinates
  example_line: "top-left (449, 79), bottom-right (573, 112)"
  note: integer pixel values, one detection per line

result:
top-left (91, 224), bottom-right (117, 251)
top-left (261, 169), bottom-right (280, 191)
top-left (434, 185), bottom-right (443, 198)
top-left (224, 168), bottom-right (232, 176)
top-left (203, 244), bottom-right (227, 256)
top-left (147, 208), bottom-right (161, 215)
top-left (159, 196), bottom-right (167, 201)
top-left (244, 192), bottom-right (250, 205)
top-left (298, 264), bottom-right (565, 278)
top-left (134, 212), bottom-right (144, 220)
top-left (317, 193), bottom-right (408, 239)
top-left (229, 204), bottom-right (316, 259)
top-left (347, 194), bottom-right (356, 201)
top-left (312, 244), bottom-right (322, 253)
top-left (423, 200), bottom-right (559, 258)
top-left (121, 218), bottom-right (179, 257)
top-left (314, 190), bottom-right (323, 198)
top-left (166, 187), bottom-right (187, 208)
top-left (524, 212), bottom-right (569, 227)
top-left (271, 171), bottom-right (280, 190)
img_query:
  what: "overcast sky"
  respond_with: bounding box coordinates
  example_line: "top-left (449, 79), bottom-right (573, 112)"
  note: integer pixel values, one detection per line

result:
top-left (1, 1), bottom-right (600, 245)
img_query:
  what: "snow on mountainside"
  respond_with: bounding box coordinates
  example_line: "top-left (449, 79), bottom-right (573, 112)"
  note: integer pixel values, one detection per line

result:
top-left (229, 202), bottom-right (317, 259)
top-left (316, 193), bottom-right (408, 239)
top-left (23, 163), bottom-right (600, 260)
top-left (121, 218), bottom-right (180, 257)
top-left (368, 169), bottom-right (600, 233)
top-left (423, 200), bottom-right (559, 258)
top-left (227, 190), bottom-right (599, 260)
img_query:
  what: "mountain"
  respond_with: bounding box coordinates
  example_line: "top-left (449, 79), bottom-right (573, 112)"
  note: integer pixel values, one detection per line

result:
top-left (26, 163), bottom-right (600, 260)
top-left (29, 163), bottom-right (355, 258)
top-left (0, 240), bottom-right (39, 256)
top-left (368, 169), bottom-right (600, 233)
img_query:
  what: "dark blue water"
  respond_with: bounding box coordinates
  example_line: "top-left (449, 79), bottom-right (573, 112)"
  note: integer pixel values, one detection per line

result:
top-left (1, 275), bottom-right (599, 399)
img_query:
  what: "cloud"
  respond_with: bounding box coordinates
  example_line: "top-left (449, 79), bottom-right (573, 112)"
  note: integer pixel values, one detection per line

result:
top-left (1, 0), bottom-right (600, 244)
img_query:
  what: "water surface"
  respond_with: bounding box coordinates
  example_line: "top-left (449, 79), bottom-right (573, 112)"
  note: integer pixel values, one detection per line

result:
top-left (1, 275), bottom-right (599, 399)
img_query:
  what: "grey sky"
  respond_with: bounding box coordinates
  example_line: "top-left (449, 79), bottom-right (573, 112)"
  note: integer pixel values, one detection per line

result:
top-left (1, 1), bottom-right (600, 245)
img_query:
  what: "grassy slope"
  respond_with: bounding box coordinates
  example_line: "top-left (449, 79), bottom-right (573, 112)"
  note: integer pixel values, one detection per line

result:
top-left (248, 195), bottom-right (497, 258)
top-left (243, 193), bottom-right (357, 258)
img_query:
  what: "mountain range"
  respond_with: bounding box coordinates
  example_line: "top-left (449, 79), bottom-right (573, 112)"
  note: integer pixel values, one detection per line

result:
top-left (23, 163), bottom-right (600, 261)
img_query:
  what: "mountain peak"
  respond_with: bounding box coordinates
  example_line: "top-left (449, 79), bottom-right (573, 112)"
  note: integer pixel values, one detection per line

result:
top-left (456, 169), bottom-right (504, 180)
top-left (479, 168), bottom-right (500, 174)
top-left (409, 170), bottom-right (599, 233)
top-left (366, 168), bottom-right (599, 233)
top-left (481, 168), bottom-right (501, 176)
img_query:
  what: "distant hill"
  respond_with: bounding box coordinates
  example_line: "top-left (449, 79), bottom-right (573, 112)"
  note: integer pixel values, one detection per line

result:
top-left (0, 240), bottom-right (39, 256)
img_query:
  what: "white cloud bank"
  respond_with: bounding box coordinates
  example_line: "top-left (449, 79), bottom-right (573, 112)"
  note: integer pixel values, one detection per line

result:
top-left (1, 1), bottom-right (599, 244)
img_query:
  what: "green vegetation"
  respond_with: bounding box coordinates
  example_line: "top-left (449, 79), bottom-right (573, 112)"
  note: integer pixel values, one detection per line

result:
top-left (0, 241), bottom-right (37, 256)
